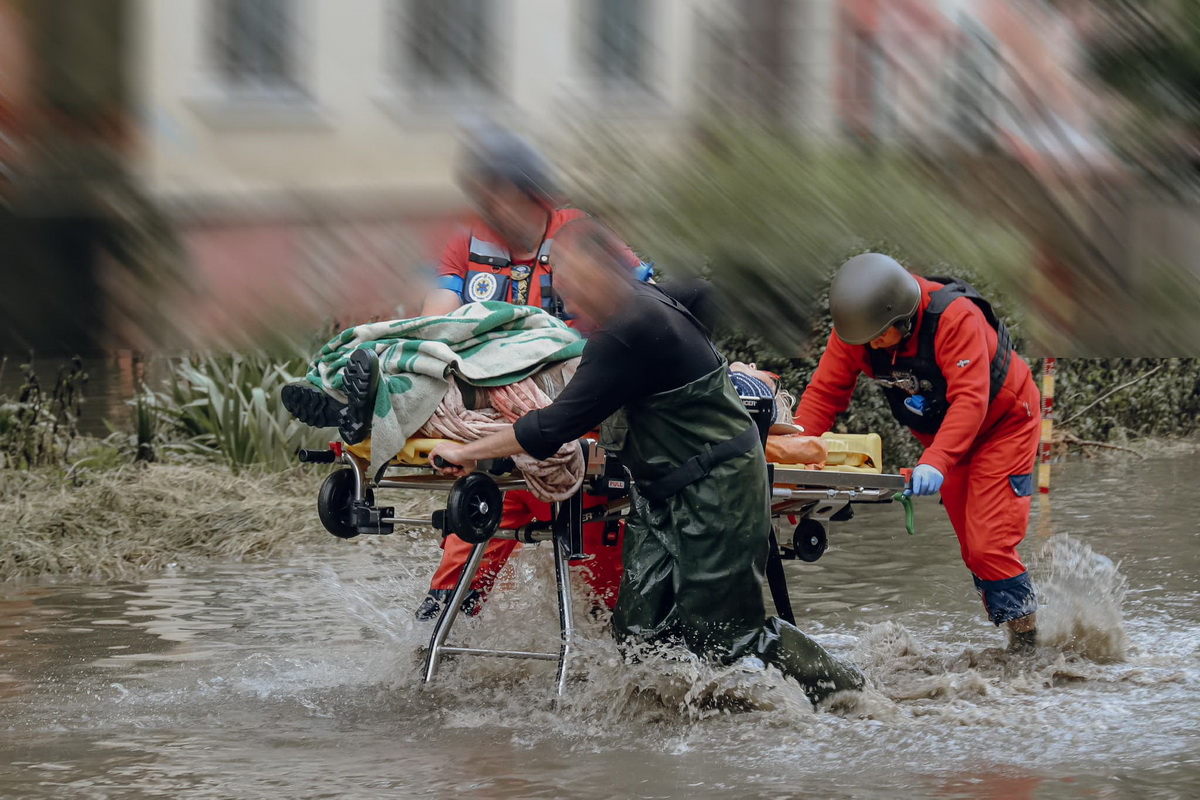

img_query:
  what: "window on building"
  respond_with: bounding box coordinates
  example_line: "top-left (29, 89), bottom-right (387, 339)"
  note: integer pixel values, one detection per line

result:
top-left (403, 0), bottom-right (492, 95)
top-left (950, 25), bottom-right (999, 146)
top-left (589, 0), bottom-right (647, 89)
top-left (843, 26), bottom-right (881, 138)
top-left (212, 0), bottom-right (299, 93)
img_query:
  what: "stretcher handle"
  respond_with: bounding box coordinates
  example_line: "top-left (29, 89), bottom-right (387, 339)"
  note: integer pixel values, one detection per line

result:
top-left (432, 455), bottom-right (459, 470)
top-left (297, 448), bottom-right (337, 464)
top-left (893, 467), bottom-right (916, 536)
top-left (892, 492), bottom-right (916, 536)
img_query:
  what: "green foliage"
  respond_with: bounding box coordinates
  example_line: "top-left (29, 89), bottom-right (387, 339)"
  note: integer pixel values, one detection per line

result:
top-left (132, 385), bottom-right (160, 463)
top-left (0, 356), bottom-right (88, 469)
top-left (1088, 1), bottom-right (1200, 129)
top-left (1077, 0), bottom-right (1200, 193)
top-left (145, 352), bottom-right (334, 473)
top-left (100, 383), bottom-right (201, 467)
top-left (1053, 358), bottom-right (1200, 442)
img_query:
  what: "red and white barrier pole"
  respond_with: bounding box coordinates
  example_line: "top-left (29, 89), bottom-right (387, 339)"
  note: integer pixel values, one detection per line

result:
top-left (1038, 358), bottom-right (1055, 495)
top-left (1036, 358), bottom-right (1055, 537)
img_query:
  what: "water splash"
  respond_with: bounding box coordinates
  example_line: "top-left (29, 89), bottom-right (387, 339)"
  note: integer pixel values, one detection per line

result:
top-left (1032, 534), bottom-right (1129, 662)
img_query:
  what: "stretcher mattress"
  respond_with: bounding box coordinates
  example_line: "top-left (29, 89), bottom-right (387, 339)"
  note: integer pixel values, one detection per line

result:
top-left (345, 432), bottom-right (885, 475)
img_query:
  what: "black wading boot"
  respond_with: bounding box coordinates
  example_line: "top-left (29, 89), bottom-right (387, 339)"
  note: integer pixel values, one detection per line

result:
top-left (281, 382), bottom-right (346, 429)
top-left (340, 347), bottom-right (380, 445)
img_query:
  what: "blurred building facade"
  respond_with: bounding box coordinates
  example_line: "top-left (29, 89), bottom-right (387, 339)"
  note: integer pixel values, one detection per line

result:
top-left (131, 0), bottom-right (764, 346)
top-left (835, 0), bottom-right (1103, 152)
top-left (0, 0), bottom-right (138, 356)
top-left (0, 0), bottom-right (30, 190)
top-left (6, 0), bottom-right (1184, 355)
top-left (124, 0), bottom-right (870, 347)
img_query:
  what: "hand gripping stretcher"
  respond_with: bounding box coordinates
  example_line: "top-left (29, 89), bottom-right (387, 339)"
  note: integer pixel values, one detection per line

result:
top-left (295, 397), bottom-right (913, 698)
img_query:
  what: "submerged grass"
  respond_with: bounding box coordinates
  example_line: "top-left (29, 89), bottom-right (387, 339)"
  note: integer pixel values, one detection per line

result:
top-left (0, 463), bottom-right (331, 580)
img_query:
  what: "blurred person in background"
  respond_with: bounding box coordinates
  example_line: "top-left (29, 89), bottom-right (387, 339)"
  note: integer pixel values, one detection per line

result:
top-left (793, 254), bottom-right (1042, 652)
top-left (414, 125), bottom-right (650, 621)
top-left (428, 218), bottom-right (865, 705)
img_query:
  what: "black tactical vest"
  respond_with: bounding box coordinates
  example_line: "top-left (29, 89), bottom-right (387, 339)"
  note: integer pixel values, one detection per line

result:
top-left (867, 277), bottom-right (1014, 434)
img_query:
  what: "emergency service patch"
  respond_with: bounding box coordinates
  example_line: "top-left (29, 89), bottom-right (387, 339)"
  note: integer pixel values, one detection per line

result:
top-left (957, 359), bottom-right (971, 368)
top-left (466, 272), bottom-right (500, 303)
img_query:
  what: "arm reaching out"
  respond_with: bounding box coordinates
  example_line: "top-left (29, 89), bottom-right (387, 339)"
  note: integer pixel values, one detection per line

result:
top-left (428, 427), bottom-right (523, 476)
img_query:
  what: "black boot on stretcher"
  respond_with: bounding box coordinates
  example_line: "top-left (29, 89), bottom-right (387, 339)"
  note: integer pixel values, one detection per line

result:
top-left (281, 382), bottom-right (346, 429)
top-left (339, 347), bottom-right (380, 445)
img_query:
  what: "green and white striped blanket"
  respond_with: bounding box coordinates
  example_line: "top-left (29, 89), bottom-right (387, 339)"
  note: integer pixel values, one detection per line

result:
top-left (306, 302), bottom-right (585, 476)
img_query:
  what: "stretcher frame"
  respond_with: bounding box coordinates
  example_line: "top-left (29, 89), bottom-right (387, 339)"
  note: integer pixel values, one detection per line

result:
top-left (301, 438), bottom-right (907, 698)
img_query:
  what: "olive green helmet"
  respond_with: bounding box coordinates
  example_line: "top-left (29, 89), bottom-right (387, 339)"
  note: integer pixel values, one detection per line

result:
top-left (828, 253), bottom-right (921, 345)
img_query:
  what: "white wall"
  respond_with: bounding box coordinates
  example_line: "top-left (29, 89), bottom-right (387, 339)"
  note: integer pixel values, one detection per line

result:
top-left (133, 0), bottom-right (703, 215)
top-left (790, 0), bottom-right (838, 136)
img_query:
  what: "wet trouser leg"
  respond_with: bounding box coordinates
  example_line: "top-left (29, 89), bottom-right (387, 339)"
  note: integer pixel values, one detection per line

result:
top-left (613, 504), bottom-right (864, 704)
top-left (429, 492), bottom-right (528, 595)
top-left (430, 491), bottom-right (625, 609)
top-left (938, 412), bottom-right (1041, 625)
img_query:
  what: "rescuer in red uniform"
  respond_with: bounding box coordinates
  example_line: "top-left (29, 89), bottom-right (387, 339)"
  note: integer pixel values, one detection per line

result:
top-left (794, 253), bottom-right (1041, 651)
top-left (415, 127), bottom-right (645, 621)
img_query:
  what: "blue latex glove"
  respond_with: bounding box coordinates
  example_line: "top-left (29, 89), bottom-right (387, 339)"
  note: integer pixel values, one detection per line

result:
top-left (907, 464), bottom-right (944, 496)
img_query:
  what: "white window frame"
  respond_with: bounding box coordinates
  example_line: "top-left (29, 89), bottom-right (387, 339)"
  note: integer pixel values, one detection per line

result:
top-left (575, 0), bottom-right (666, 112)
top-left (945, 19), bottom-right (1000, 147)
top-left (589, 0), bottom-right (649, 91)
top-left (376, 0), bottom-right (507, 125)
top-left (185, 0), bottom-right (327, 131)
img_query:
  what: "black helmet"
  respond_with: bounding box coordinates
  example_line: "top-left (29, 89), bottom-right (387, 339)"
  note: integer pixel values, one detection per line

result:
top-left (456, 123), bottom-right (559, 207)
top-left (829, 253), bottom-right (921, 345)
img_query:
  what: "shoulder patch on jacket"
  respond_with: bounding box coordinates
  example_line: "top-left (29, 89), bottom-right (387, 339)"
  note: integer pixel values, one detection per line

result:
top-left (957, 359), bottom-right (971, 368)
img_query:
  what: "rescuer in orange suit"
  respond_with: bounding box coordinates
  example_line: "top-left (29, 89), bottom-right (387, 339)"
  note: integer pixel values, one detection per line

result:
top-left (793, 253), bottom-right (1042, 651)
top-left (415, 126), bottom-right (648, 621)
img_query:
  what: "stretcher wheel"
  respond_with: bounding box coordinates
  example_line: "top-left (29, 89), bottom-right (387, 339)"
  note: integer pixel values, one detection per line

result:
top-left (445, 473), bottom-right (503, 544)
top-left (318, 469), bottom-right (372, 539)
top-left (793, 518), bottom-right (828, 563)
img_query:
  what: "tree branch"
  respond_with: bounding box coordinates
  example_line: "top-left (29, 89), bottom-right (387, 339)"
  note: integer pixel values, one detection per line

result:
top-left (1053, 432), bottom-right (1146, 459)
top-left (1059, 362), bottom-right (1166, 428)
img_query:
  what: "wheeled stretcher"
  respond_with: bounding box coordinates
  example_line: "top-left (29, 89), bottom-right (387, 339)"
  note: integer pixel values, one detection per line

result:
top-left (296, 418), bottom-right (912, 697)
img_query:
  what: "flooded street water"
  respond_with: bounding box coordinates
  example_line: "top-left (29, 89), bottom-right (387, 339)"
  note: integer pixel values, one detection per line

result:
top-left (1, 456), bottom-right (1198, 799)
